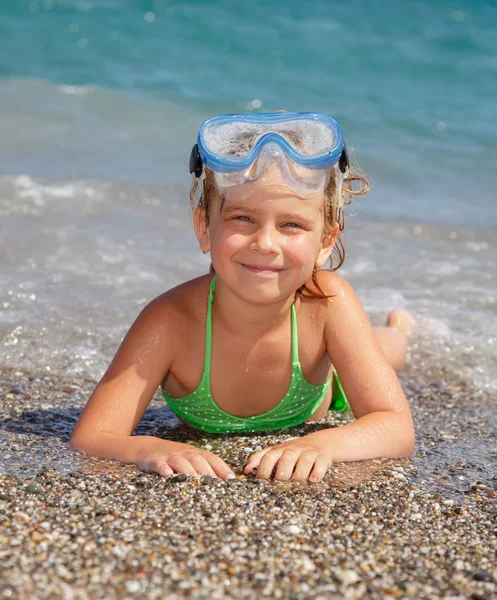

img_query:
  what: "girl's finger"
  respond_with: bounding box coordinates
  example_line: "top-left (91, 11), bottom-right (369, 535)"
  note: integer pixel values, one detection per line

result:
top-left (257, 448), bottom-right (284, 480)
top-left (290, 451), bottom-right (318, 482)
top-left (309, 455), bottom-right (331, 482)
top-left (244, 447), bottom-right (272, 474)
top-left (189, 454), bottom-right (218, 477)
top-left (157, 461), bottom-right (174, 477)
top-left (167, 455), bottom-right (200, 476)
top-left (204, 453), bottom-right (237, 480)
top-left (274, 449), bottom-right (301, 481)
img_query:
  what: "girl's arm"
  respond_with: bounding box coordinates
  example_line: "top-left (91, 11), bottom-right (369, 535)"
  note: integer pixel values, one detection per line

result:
top-left (69, 296), bottom-right (235, 479)
top-left (315, 272), bottom-right (415, 461)
top-left (245, 273), bottom-right (414, 481)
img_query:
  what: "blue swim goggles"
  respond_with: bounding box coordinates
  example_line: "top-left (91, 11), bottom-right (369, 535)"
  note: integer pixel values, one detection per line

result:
top-left (189, 112), bottom-right (349, 203)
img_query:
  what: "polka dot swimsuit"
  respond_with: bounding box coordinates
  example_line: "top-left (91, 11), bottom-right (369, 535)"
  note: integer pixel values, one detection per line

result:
top-left (163, 276), bottom-right (349, 434)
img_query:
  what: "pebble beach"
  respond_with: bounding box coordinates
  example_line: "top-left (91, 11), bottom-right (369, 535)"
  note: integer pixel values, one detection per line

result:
top-left (1, 368), bottom-right (496, 600)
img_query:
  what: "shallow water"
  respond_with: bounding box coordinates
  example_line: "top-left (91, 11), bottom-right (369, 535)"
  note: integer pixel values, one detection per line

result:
top-left (1, 175), bottom-right (496, 393)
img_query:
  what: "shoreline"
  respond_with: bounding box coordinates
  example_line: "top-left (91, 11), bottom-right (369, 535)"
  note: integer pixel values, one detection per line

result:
top-left (1, 368), bottom-right (496, 598)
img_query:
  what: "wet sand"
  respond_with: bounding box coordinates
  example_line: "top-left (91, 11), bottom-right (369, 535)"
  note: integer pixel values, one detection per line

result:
top-left (0, 368), bottom-right (496, 599)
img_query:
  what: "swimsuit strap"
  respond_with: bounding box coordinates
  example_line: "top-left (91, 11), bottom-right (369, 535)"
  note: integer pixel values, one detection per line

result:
top-left (203, 276), bottom-right (216, 374)
top-left (291, 302), bottom-right (299, 364)
top-left (204, 275), bottom-right (298, 374)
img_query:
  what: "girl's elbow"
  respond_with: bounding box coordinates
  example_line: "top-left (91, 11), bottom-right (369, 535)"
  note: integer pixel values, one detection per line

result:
top-left (67, 436), bottom-right (79, 451)
top-left (67, 432), bottom-right (87, 452)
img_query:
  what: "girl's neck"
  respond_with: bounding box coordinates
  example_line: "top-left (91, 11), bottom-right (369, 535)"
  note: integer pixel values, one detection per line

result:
top-left (212, 278), bottom-right (297, 338)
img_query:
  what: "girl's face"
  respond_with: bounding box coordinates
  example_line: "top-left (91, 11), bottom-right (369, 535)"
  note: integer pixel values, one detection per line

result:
top-left (195, 183), bottom-right (337, 305)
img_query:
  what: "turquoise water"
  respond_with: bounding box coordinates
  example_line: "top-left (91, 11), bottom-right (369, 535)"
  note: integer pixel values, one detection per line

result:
top-left (1, 0), bottom-right (497, 391)
top-left (0, 0), bottom-right (496, 224)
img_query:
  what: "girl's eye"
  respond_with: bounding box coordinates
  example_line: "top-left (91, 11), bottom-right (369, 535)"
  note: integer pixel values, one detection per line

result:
top-left (234, 215), bottom-right (251, 222)
top-left (284, 222), bottom-right (303, 229)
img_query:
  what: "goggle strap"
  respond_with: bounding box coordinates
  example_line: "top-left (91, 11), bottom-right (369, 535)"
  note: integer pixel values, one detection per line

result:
top-left (189, 144), bottom-right (203, 178)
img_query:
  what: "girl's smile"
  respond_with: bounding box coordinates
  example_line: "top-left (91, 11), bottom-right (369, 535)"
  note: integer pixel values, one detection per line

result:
top-left (241, 264), bottom-right (284, 275)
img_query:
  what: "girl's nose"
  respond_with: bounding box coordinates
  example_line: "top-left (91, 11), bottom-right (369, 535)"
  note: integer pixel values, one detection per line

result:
top-left (250, 224), bottom-right (278, 254)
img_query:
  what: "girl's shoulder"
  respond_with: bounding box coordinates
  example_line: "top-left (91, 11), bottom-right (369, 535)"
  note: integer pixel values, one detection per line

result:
top-left (298, 270), bottom-right (364, 332)
top-left (148, 274), bottom-right (213, 319)
top-left (303, 270), bottom-right (358, 308)
top-left (137, 274), bottom-right (213, 341)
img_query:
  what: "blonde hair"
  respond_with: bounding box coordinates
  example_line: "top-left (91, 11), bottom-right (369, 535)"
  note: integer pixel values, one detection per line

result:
top-left (190, 157), bottom-right (369, 299)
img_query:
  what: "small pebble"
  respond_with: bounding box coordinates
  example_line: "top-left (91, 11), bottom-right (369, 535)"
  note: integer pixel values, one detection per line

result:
top-left (0, 493), bottom-right (12, 501)
top-left (125, 581), bottom-right (141, 593)
top-left (473, 571), bottom-right (495, 583)
top-left (201, 476), bottom-right (216, 485)
top-left (226, 477), bottom-right (242, 485)
top-left (286, 525), bottom-right (301, 535)
top-left (170, 474), bottom-right (188, 483)
top-left (26, 482), bottom-right (43, 494)
top-left (234, 524), bottom-right (249, 535)
top-left (336, 569), bottom-right (360, 585)
top-left (14, 511), bottom-right (30, 523)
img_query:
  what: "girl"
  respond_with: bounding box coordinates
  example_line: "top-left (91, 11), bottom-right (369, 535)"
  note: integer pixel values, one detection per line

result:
top-left (69, 112), bottom-right (415, 483)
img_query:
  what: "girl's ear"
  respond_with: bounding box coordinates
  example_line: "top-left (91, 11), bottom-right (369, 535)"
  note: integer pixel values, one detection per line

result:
top-left (193, 206), bottom-right (211, 253)
top-left (315, 225), bottom-right (339, 269)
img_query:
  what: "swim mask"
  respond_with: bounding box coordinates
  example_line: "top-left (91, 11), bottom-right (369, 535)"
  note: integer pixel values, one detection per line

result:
top-left (189, 112), bottom-right (349, 206)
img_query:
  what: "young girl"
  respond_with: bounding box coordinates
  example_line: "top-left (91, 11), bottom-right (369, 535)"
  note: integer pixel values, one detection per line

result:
top-left (69, 112), bottom-right (415, 483)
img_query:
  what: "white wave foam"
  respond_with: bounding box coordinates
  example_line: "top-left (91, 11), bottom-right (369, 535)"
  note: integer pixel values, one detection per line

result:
top-left (57, 84), bottom-right (94, 96)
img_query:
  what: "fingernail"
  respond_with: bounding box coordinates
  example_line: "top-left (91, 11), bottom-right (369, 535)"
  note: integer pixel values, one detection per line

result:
top-left (226, 473), bottom-right (236, 480)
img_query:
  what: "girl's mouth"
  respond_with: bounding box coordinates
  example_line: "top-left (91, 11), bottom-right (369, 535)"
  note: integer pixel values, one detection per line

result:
top-left (242, 264), bottom-right (283, 274)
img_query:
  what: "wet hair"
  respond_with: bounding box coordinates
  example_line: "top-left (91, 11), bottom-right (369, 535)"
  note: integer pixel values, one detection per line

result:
top-left (190, 154), bottom-right (369, 299)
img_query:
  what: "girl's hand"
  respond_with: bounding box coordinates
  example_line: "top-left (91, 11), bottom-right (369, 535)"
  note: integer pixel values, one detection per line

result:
top-left (137, 441), bottom-right (236, 480)
top-left (243, 436), bottom-right (333, 482)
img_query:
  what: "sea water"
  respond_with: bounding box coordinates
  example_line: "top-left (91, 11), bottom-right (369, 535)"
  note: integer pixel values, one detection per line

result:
top-left (1, 0), bottom-right (496, 393)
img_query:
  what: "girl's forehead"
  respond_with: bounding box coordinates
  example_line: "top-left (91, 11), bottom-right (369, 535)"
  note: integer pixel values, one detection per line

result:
top-left (219, 184), bottom-right (325, 211)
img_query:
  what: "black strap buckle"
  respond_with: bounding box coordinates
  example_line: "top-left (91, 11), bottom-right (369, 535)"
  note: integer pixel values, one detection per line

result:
top-left (339, 144), bottom-right (349, 174)
top-left (189, 144), bottom-right (203, 177)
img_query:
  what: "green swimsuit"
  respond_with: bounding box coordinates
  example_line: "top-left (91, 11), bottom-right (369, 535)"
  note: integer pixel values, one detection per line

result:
top-left (162, 276), bottom-right (349, 434)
